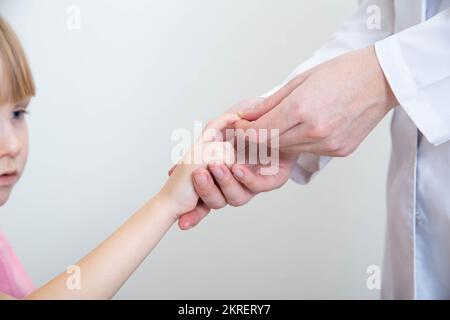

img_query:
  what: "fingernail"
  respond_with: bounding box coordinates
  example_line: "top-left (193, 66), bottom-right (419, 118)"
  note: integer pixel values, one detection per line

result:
top-left (194, 173), bottom-right (207, 186)
top-left (233, 168), bottom-right (244, 179)
top-left (210, 166), bottom-right (224, 179)
top-left (183, 223), bottom-right (192, 230)
top-left (240, 106), bottom-right (257, 116)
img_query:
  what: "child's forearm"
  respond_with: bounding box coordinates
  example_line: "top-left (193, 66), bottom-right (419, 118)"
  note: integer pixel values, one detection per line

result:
top-left (25, 193), bottom-right (176, 300)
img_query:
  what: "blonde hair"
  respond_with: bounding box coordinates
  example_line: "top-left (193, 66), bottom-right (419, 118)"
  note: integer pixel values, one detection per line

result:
top-left (0, 16), bottom-right (35, 105)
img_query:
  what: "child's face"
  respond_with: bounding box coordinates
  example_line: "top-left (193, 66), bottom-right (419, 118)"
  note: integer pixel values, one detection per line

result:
top-left (0, 100), bottom-right (29, 205)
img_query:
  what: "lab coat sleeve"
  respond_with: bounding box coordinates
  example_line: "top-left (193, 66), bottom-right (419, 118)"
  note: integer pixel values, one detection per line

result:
top-left (375, 9), bottom-right (450, 146)
top-left (259, 0), bottom-right (395, 184)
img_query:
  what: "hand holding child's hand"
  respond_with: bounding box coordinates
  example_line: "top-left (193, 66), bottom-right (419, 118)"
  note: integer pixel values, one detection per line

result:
top-left (177, 98), bottom-right (298, 230)
top-left (159, 113), bottom-right (241, 219)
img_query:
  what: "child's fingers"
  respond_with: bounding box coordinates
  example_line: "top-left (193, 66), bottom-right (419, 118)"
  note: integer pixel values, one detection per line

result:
top-left (202, 113), bottom-right (241, 142)
top-left (178, 201), bottom-right (211, 230)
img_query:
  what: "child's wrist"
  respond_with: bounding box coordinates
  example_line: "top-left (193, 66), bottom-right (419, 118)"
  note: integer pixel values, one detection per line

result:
top-left (150, 191), bottom-right (179, 223)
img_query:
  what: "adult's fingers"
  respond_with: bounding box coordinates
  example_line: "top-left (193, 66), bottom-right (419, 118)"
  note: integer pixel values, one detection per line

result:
top-left (239, 74), bottom-right (308, 121)
top-left (278, 123), bottom-right (323, 147)
top-left (178, 200), bottom-right (211, 230)
top-left (234, 98), bottom-right (300, 145)
top-left (202, 113), bottom-right (241, 142)
top-left (225, 97), bottom-right (264, 114)
top-left (208, 163), bottom-right (253, 207)
top-left (192, 168), bottom-right (227, 209)
top-left (230, 164), bottom-right (284, 194)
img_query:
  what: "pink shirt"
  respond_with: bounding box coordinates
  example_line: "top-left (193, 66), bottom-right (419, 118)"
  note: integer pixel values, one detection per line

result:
top-left (0, 231), bottom-right (34, 299)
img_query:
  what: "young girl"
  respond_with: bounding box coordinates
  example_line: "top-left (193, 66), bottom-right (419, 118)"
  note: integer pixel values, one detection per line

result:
top-left (0, 16), bottom-right (239, 299)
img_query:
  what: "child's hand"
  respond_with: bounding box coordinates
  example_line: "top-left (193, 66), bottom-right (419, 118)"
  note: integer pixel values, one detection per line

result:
top-left (159, 113), bottom-right (241, 219)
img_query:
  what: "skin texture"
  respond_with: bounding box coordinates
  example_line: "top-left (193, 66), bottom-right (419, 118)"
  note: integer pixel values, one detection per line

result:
top-left (179, 45), bottom-right (398, 230)
top-left (0, 112), bottom-right (239, 299)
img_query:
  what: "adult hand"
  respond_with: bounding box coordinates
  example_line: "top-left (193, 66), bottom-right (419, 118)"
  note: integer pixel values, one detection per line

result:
top-left (172, 98), bottom-right (299, 230)
top-left (236, 46), bottom-right (399, 156)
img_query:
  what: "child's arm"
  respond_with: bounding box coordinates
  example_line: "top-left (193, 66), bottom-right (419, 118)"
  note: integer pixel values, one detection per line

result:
top-left (14, 113), bottom-right (240, 300)
top-left (26, 194), bottom-right (176, 299)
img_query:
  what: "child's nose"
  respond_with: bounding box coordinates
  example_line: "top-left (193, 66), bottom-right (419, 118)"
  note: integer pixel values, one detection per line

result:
top-left (0, 125), bottom-right (21, 158)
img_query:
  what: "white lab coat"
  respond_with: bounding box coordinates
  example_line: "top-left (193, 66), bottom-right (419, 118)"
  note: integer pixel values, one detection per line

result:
top-left (262, 0), bottom-right (450, 299)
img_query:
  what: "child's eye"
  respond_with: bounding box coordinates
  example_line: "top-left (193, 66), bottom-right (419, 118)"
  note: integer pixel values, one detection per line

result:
top-left (12, 110), bottom-right (29, 120)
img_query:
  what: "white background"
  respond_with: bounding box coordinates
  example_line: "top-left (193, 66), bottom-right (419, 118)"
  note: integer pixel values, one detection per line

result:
top-left (0, 0), bottom-right (390, 299)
